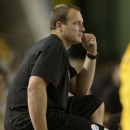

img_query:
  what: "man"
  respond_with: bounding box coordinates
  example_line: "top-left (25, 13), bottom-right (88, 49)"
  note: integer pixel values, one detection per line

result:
top-left (5, 4), bottom-right (107, 130)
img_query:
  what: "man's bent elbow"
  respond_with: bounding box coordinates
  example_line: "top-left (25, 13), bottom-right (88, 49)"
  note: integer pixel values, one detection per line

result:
top-left (76, 89), bottom-right (89, 96)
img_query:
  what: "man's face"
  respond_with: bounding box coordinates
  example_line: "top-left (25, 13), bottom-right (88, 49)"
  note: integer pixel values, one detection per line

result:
top-left (61, 9), bottom-right (85, 45)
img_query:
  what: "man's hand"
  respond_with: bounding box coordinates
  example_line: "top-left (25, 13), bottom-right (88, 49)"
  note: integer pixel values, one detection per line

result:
top-left (82, 33), bottom-right (97, 55)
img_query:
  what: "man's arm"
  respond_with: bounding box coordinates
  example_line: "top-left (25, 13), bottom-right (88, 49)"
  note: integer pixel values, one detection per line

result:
top-left (28, 76), bottom-right (49, 130)
top-left (69, 33), bottom-right (97, 96)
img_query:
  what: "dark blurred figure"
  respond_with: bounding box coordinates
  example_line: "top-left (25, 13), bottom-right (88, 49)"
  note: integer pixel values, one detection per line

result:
top-left (101, 63), bottom-right (122, 125)
top-left (91, 62), bottom-right (113, 97)
top-left (0, 68), bottom-right (7, 130)
top-left (0, 67), bottom-right (6, 97)
top-left (106, 113), bottom-right (122, 130)
top-left (0, 67), bottom-right (7, 113)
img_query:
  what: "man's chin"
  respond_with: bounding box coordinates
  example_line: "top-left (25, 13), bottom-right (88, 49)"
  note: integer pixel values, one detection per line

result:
top-left (71, 39), bottom-right (82, 45)
top-left (77, 39), bottom-right (82, 43)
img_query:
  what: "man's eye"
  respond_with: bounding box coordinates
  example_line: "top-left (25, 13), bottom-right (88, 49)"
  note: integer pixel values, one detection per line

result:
top-left (74, 22), bottom-right (79, 24)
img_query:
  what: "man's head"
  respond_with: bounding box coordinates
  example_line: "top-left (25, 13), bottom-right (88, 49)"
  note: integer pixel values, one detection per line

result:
top-left (106, 113), bottom-right (122, 130)
top-left (50, 4), bottom-right (81, 30)
top-left (50, 4), bottom-right (85, 47)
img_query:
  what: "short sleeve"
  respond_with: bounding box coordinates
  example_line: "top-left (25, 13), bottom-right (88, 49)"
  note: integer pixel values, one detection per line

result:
top-left (31, 44), bottom-right (66, 87)
top-left (68, 63), bottom-right (77, 79)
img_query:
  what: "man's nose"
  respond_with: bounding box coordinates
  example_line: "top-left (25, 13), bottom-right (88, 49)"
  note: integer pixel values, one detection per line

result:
top-left (80, 25), bottom-right (85, 32)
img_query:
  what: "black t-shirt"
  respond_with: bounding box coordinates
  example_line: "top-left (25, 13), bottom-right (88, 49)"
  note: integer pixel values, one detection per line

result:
top-left (4, 34), bottom-right (77, 130)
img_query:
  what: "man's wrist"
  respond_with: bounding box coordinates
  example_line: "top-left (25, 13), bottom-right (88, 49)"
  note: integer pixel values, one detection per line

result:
top-left (86, 52), bottom-right (99, 60)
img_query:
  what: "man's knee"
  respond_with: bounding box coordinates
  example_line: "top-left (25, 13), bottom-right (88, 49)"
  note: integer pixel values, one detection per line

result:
top-left (89, 95), bottom-right (105, 125)
top-left (89, 94), bottom-right (104, 106)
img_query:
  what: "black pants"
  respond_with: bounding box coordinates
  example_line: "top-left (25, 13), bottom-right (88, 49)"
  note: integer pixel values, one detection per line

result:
top-left (47, 95), bottom-right (106, 130)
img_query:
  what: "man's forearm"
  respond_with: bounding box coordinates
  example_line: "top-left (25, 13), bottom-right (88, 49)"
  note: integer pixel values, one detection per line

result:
top-left (28, 84), bottom-right (48, 130)
top-left (76, 56), bottom-right (96, 95)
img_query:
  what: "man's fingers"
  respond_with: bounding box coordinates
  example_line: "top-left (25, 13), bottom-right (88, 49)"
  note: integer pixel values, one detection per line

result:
top-left (82, 33), bottom-right (96, 43)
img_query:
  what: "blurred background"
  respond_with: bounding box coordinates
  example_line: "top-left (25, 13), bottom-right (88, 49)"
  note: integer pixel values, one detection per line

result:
top-left (0, 0), bottom-right (130, 129)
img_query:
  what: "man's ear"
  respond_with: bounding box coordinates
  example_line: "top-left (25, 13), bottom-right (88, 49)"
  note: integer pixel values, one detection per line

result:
top-left (55, 21), bottom-right (63, 32)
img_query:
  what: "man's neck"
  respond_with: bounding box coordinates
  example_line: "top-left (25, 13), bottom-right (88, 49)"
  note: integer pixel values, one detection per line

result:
top-left (51, 30), bottom-right (70, 50)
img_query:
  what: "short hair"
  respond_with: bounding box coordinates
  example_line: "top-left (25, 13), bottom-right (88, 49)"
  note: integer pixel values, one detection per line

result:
top-left (50, 4), bottom-right (81, 30)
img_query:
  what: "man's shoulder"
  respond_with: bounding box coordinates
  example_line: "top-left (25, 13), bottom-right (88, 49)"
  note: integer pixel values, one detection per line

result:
top-left (26, 34), bottom-right (66, 62)
top-left (35, 34), bottom-right (64, 51)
